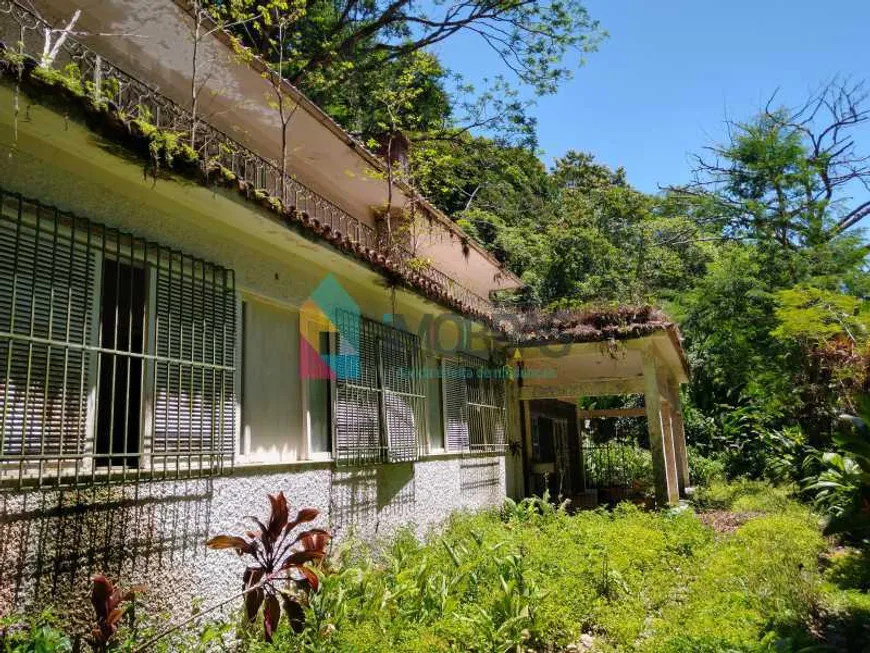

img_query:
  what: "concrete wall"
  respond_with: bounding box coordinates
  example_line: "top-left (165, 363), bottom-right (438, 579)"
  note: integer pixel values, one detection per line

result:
top-left (0, 88), bottom-right (512, 620)
top-left (0, 454), bottom-right (506, 618)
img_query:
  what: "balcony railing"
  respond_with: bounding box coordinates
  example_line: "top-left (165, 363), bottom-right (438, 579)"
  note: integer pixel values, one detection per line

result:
top-left (0, 0), bottom-right (494, 317)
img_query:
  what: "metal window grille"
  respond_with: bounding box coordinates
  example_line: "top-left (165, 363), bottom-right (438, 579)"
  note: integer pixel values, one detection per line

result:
top-left (332, 311), bottom-right (424, 466)
top-left (444, 354), bottom-right (507, 453)
top-left (0, 189), bottom-right (236, 489)
top-left (581, 418), bottom-right (650, 492)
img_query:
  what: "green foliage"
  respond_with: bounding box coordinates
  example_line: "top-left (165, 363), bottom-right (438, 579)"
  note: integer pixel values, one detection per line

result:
top-left (585, 443), bottom-right (654, 492)
top-left (667, 83), bottom-right (870, 494)
top-left (691, 479), bottom-right (795, 514)
top-left (773, 286), bottom-right (870, 344)
top-left (644, 509), bottom-right (825, 652)
top-left (687, 447), bottom-right (726, 487)
top-left (3, 488), bottom-right (865, 652)
top-left (0, 611), bottom-right (71, 653)
top-left (234, 488), bottom-right (853, 652)
top-left (31, 63), bottom-right (85, 98)
top-left (210, 0), bottom-right (603, 104)
top-left (803, 428), bottom-right (870, 538)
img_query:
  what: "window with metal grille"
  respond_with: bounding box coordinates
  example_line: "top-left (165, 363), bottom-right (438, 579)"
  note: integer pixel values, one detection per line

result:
top-left (0, 190), bottom-right (237, 489)
top-left (443, 354), bottom-right (507, 453)
top-left (332, 311), bottom-right (424, 466)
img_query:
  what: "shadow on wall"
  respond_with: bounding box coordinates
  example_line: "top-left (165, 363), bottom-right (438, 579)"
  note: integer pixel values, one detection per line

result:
top-left (460, 457), bottom-right (502, 508)
top-left (460, 457), bottom-right (501, 492)
top-left (0, 479), bottom-right (214, 620)
top-left (330, 464), bottom-right (415, 540)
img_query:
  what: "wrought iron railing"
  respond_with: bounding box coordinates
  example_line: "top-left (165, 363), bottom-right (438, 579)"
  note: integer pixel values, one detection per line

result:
top-left (0, 0), bottom-right (495, 317)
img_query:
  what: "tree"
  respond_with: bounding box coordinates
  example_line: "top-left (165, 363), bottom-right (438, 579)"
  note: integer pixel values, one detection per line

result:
top-left (772, 286), bottom-right (870, 440)
top-left (528, 152), bottom-right (711, 307)
top-left (205, 0), bottom-right (599, 165)
top-left (670, 81), bottom-right (870, 469)
top-left (211, 0), bottom-right (604, 96)
top-left (185, 0), bottom-right (283, 149)
top-left (671, 79), bottom-right (870, 252)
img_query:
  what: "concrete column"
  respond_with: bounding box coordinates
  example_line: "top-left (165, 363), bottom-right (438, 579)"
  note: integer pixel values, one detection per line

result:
top-left (660, 400), bottom-right (680, 501)
top-left (522, 399), bottom-right (533, 498)
top-left (643, 352), bottom-right (679, 506)
top-left (575, 402), bottom-right (587, 492)
top-left (668, 378), bottom-right (690, 495)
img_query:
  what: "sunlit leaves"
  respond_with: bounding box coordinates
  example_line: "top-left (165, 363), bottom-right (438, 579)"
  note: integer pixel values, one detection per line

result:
top-left (206, 492), bottom-right (331, 642)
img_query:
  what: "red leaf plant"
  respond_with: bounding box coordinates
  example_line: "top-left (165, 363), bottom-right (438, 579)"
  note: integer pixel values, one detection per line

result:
top-left (87, 575), bottom-right (143, 653)
top-left (206, 492), bottom-right (331, 642)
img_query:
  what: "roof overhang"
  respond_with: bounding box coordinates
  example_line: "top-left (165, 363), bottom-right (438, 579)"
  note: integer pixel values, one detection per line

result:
top-left (28, 0), bottom-right (523, 296)
top-left (515, 328), bottom-right (689, 401)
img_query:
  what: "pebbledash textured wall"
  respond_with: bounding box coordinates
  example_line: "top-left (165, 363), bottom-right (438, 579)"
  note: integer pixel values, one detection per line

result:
top-left (0, 454), bottom-right (506, 618)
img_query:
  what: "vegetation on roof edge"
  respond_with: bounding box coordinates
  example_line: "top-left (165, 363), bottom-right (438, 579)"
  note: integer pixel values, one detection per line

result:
top-left (0, 51), bottom-right (496, 325)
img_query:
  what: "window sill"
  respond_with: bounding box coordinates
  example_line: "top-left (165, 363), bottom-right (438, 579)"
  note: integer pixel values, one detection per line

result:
top-left (232, 459), bottom-right (335, 475)
top-left (419, 449), bottom-right (506, 461)
top-left (419, 450), bottom-right (465, 461)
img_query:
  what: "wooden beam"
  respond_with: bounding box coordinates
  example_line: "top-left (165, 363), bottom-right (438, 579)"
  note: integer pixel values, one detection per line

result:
top-left (576, 407), bottom-right (647, 419)
top-left (519, 377), bottom-right (645, 400)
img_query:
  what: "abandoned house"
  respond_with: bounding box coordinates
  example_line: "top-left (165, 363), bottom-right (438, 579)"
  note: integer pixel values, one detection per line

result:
top-left (0, 0), bottom-right (689, 612)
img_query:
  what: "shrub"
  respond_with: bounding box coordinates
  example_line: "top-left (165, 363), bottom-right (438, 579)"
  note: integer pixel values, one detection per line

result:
top-left (687, 447), bottom-right (725, 487)
top-left (803, 428), bottom-right (870, 538)
top-left (87, 575), bottom-right (142, 653)
top-left (585, 443), bottom-right (654, 490)
top-left (0, 611), bottom-right (71, 653)
top-left (207, 492), bottom-right (331, 642)
top-left (692, 479), bottom-right (794, 513)
top-left (642, 504), bottom-right (825, 651)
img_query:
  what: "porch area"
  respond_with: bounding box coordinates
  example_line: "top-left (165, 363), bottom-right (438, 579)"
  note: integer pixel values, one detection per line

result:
top-left (513, 322), bottom-right (690, 507)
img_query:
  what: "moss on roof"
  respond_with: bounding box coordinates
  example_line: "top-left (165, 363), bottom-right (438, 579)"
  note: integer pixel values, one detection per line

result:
top-left (0, 56), bottom-right (494, 323)
top-left (499, 304), bottom-right (679, 344)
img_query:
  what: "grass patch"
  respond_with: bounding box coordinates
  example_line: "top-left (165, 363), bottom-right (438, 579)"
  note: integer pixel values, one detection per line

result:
top-left (692, 478), bottom-right (796, 514)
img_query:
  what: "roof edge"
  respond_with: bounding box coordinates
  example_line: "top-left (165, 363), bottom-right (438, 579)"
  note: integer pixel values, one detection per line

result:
top-left (172, 0), bottom-right (522, 288)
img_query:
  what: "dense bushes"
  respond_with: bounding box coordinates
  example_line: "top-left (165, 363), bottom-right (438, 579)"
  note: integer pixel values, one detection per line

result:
top-left (686, 448), bottom-right (725, 487)
top-left (4, 484), bottom-right (864, 652)
top-left (0, 611), bottom-right (71, 652)
top-left (250, 486), bottom-right (830, 652)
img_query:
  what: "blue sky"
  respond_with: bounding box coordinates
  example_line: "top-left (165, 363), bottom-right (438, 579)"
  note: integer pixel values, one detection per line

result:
top-left (432, 0), bottom-right (870, 196)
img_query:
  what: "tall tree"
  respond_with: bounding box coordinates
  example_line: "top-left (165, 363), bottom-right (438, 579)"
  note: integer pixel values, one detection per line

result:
top-left (671, 80), bottom-right (870, 252)
top-left (671, 81), bottom-right (870, 459)
top-left (211, 0), bottom-right (603, 94)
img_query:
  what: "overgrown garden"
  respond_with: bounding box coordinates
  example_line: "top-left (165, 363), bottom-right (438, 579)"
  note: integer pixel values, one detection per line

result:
top-left (3, 481), bottom-right (868, 652)
top-left (2, 0), bottom-right (870, 650)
